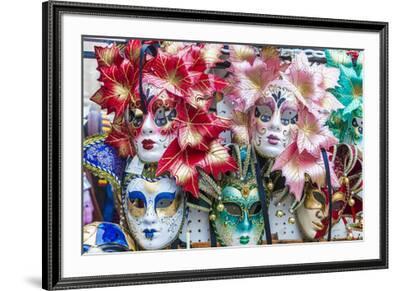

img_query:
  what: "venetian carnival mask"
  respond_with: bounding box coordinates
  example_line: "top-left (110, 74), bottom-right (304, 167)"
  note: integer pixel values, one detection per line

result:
top-left (295, 146), bottom-right (360, 242)
top-left (123, 175), bottom-right (185, 250)
top-left (125, 90), bottom-right (177, 163)
top-left (251, 85), bottom-right (298, 158)
top-left (295, 183), bottom-right (329, 241)
top-left (212, 181), bottom-right (264, 246)
top-left (203, 145), bottom-right (264, 246)
top-left (296, 177), bottom-right (352, 241)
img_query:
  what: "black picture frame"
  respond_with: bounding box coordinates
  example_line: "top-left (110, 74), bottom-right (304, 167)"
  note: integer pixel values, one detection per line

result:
top-left (42, 1), bottom-right (389, 289)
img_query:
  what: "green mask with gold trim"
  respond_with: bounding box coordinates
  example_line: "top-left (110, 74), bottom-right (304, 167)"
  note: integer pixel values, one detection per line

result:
top-left (202, 145), bottom-right (265, 246)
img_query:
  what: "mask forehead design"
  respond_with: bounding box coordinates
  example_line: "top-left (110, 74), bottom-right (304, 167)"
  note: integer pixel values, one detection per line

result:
top-left (267, 84), bottom-right (297, 108)
top-left (221, 184), bottom-right (259, 206)
top-left (127, 177), bottom-right (174, 194)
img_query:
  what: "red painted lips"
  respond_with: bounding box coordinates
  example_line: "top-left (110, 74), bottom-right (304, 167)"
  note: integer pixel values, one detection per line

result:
top-left (267, 134), bottom-right (280, 145)
top-left (142, 139), bottom-right (155, 150)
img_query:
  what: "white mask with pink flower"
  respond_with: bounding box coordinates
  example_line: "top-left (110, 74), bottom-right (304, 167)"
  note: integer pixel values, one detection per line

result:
top-left (227, 48), bottom-right (341, 205)
top-left (251, 83), bottom-right (298, 158)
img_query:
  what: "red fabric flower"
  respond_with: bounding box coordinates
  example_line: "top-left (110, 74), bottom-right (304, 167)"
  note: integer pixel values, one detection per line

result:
top-left (94, 44), bottom-right (123, 67)
top-left (124, 39), bottom-right (141, 65)
top-left (156, 139), bottom-right (237, 197)
top-left (105, 120), bottom-right (135, 158)
top-left (144, 45), bottom-right (227, 109)
top-left (91, 59), bottom-right (140, 118)
top-left (143, 52), bottom-right (193, 97)
top-left (175, 102), bottom-right (230, 151)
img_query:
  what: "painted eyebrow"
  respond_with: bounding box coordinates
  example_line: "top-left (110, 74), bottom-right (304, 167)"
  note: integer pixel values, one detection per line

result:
top-left (154, 192), bottom-right (176, 206)
top-left (128, 191), bottom-right (147, 207)
top-left (279, 100), bottom-right (298, 111)
top-left (280, 105), bottom-right (298, 113)
top-left (256, 100), bottom-right (275, 113)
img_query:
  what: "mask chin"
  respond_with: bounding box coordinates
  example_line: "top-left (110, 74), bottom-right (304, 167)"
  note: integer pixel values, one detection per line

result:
top-left (295, 207), bottom-right (319, 240)
top-left (133, 108), bottom-right (176, 163)
top-left (253, 140), bottom-right (284, 158)
top-left (133, 128), bottom-right (175, 163)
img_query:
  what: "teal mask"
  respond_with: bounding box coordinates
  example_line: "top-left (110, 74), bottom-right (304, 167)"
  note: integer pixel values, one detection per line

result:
top-left (201, 145), bottom-right (265, 246)
top-left (212, 181), bottom-right (264, 246)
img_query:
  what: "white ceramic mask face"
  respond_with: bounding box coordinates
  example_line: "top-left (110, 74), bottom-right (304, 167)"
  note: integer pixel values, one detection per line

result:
top-left (125, 91), bottom-right (177, 163)
top-left (251, 86), bottom-right (298, 158)
top-left (123, 176), bottom-right (185, 250)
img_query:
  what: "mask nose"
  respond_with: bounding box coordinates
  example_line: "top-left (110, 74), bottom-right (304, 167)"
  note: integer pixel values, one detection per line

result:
top-left (268, 112), bottom-right (282, 132)
top-left (141, 114), bottom-right (155, 136)
top-left (143, 203), bottom-right (157, 226)
top-left (237, 210), bottom-right (252, 233)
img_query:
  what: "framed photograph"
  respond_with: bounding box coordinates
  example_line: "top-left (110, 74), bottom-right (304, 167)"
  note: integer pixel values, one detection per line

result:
top-left (43, 0), bottom-right (388, 289)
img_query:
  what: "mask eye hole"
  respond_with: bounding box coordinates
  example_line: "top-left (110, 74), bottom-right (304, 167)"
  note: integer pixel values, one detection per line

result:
top-left (312, 191), bottom-right (326, 205)
top-left (155, 192), bottom-right (181, 217)
top-left (332, 191), bottom-right (346, 211)
top-left (128, 197), bottom-right (146, 217)
top-left (223, 202), bottom-right (242, 216)
top-left (167, 108), bottom-right (177, 121)
top-left (154, 107), bottom-right (168, 127)
top-left (255, 105), bottom-right (273, 122)
top-left (280, 107), bottom-right (298, 125)
top-left (352, 117), bottom-right (363, 135)
top-left (129, 198), bottom-right (145, 208)
top-left (332, 201), bottom-right (345, 211)
top-left (304, 190), bottom-right (326, 210)
top-left (248, 201), bottom-right (262, 216)
top-left (126, 108), bottom-right (144, 128)
top-left (156, 198), bottom-right (174, 208)
top-left (154, 106), bottom-right (176, 128)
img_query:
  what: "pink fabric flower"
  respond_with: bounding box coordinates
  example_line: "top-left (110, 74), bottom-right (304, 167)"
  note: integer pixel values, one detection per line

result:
top-left (273, 105), bottom-right (339, 200)
top-left (282, 52), bottom-right (342, 116)
top-left (228, 58), bottom-right (281, 112)
top-left (229, 45), bottom-right (257, 64)
top-left (296, 106), bottom-right (338, 157)
top-left (272, 137), bottom-right (339, 201)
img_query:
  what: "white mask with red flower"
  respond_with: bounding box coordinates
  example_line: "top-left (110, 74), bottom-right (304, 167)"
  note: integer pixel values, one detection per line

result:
top-left (125, 90), bottom-right (177, 163)
top-left (91, 40), bottom-right (236, 199)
